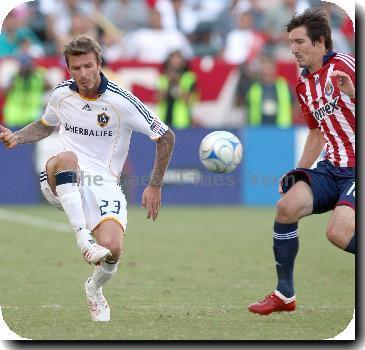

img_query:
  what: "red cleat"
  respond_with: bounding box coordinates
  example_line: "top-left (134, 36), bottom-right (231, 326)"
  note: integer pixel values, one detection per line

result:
top-left (248, 291), bottom-right (296, 315)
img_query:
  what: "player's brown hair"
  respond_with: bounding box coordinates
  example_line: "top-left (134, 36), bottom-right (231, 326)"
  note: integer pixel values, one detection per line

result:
top-left (63, 35), bottom-right (102, 67)
top-left (286, 8), bottom-right (333, 52)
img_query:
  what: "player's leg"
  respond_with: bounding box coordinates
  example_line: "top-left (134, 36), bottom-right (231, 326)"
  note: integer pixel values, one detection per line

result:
top-left (327, 206), bottom-right (355, 252)
top-left (249, 162), bottom-right (342, 315)
top-left (273, 180), bottom-right (313, 297)
top-left (82, 180), bottom-right (127, 321)
top-left (45, 152), bottom-right (111, 264)
top-left (89, 219), bottom-right (124, 290)
top-left (326, 180), bottom-right (356, 253)
top-left (248, 180), bottom-right (313, 315)
top-left (248, 162), bottom-right (341, 314)
top-left (85, 220), bottom-right (124, 322)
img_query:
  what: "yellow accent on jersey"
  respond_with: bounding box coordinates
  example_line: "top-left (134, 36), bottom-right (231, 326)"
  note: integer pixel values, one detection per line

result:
top-left (40, 117), bottom-right (50, 126)
top-left (78, 93), bottom-right (99, 101)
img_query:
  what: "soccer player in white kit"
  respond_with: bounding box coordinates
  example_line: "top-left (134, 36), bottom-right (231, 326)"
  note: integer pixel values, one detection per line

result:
top-left (0, 35), bottom-right (175, 322)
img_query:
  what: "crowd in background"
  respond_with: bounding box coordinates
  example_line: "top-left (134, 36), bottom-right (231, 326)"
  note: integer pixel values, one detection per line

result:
top-left (0, 0), bottom-right (355, 129)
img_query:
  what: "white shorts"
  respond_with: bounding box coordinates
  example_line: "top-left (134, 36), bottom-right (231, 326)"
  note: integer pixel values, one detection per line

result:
top-left (40, 163), bottom-right (127, 233)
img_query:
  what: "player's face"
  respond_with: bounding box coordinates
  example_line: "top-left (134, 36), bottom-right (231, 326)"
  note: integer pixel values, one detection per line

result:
top-left (289, 26), bottom-right (326, 73)
top-left (68, 52), bottom-right (101, 97)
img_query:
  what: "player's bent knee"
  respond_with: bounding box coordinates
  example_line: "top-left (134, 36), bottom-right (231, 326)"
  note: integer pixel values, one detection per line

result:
top-left (108, 239), bottom-right (123, 260)
top-left (326, 206), bottom-right (355, 249)
top-left (326, 223), bottom-right (347, 248)
top-left (326, 224), bottom-right (337, 243)
top-left (326, 224), bottom-right (352, 249)
top-left (55, 151), bottom-right (78, 170)
top-left (276, 197), bottom-right (298, 223)
top-left (276, 183), bottom-right (313, 223)
top-left (97, 235), bottom-right (122, 258)
top-left (93, 220), bottom-right (124, 259)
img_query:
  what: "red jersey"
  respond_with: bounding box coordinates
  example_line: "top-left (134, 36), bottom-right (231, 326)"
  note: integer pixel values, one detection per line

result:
top-left (296, 52), bottom-right (355, 167)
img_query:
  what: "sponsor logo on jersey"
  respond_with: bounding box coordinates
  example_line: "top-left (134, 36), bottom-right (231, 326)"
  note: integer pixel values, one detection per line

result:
top-left (324, 81), bottom-right (334, 96)
top-left (82, 104), bottom-right (92, 111)
top-left (313, 96), bottom-right (339, 122)
top-left (97, 112), bottom-right (110, 128)
top-left (64, 122), bottom-right (113, 137)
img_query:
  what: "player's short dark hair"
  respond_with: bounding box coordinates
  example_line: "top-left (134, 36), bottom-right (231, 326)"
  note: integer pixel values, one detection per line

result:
top-left (63, 35), bottom-right (102, 67)
top-left (286, 8), bottom-right (333, 51)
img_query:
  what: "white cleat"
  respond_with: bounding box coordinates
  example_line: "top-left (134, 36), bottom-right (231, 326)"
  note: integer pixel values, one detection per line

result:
top-left (85, 278), bottom-right (110, 322)
top-left (80, 242), bottom-right (111, 265)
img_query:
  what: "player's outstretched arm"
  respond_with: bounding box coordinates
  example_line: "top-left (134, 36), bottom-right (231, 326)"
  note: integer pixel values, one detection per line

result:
top-left (0, 121), bottom-right (55, 149)
top-left (331, 70), bottom-right (355, 98)
top-left (142, 129), bottom-right (175, 221)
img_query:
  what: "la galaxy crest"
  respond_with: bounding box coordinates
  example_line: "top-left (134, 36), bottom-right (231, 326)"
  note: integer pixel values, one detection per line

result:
top-left (325, 80), bottom-right (334, 96)
top-left (97, 112), bottom-right (110, 128)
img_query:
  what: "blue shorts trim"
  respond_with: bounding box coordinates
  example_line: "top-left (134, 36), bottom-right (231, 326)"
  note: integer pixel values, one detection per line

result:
top-left (281, 160), bottom-right (355, 214)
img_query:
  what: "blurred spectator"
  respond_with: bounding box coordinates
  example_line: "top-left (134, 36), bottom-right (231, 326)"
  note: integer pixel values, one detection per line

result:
top-left (212, 0), bottom-right (237, 52)
top-left (222, 3), bottom-right (264, 64)
top-left (322, 2), bottom-right (353, 53)
top-left (235, 62), bottom-right (255, 107)
top-left (213, 0), bottom-right (265, 55)
top-left (248, 0), bottom-right (267, 32)
top-left (190, 18), bottom-right (222, 57)
top-left (0, 7), bottom-right (44, 58)
top-left (56, 11), bottom-right (99, 52)
top-left (123, 8), bottom-right (193, 63)
top-left (243, 54), bottom-right (294, 127)
top-left (3, 54), bottom-right (48, 128)
top-left (185, 0), bottom-right (229, 23)
top-left (156, 50), bottom-right (197, 129)
top-left (38, 0), bottom-right (95, 54)
top-left (100, 0), bottom-right (149, 33)
top-left (156, 0), bottom-right (199, 35)
top-left (340, 16), bottom-right (354, 53)
top-left (261, 0), bottom-right (311, 59)
top-left (100, 57), bottom-right (124, 86)
top-left (187, 0), bottom-right (230, 56)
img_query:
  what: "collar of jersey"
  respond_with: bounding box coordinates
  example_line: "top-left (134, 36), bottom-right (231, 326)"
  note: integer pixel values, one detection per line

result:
top-left (301, 51), bottom-right (337, 76)
top-left (68, 72), bottom-right (109, 99)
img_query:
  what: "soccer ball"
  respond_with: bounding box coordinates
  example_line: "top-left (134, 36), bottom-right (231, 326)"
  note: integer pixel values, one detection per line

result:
top-left (199, 131), bottom-right (243, 173)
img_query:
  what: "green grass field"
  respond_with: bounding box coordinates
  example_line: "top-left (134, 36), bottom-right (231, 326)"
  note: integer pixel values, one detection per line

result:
top-left (0, 205), bottom-right (354, 340)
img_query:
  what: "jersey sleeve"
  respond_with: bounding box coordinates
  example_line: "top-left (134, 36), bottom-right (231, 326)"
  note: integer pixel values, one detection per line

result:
top-left (122, 91), bottom-right (168, 140)
top-left (333, 54), bottom-right (355, 84)
top-left (296, 86), bottom-right (318, 129)
top-left (40, 89), bottom-right (60, 127)
top-left (333, 54), bottom-right (355, 102)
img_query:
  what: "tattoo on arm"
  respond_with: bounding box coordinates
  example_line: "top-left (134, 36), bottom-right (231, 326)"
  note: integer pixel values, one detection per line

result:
top-left (149, 129), bottom-right (175, 187)
top-left (14, 120), bottom-right (56, 144)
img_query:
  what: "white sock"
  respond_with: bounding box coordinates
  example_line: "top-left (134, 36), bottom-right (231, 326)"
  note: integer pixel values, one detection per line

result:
top-left (88, 260), bottom-right (119, 292)
top-left (56, 181), bottom-right (93, 246)
top-left (274, 290), bottom-right (296, 303)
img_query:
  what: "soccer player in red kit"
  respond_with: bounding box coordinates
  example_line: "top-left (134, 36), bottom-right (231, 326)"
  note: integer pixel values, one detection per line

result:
top-left (248, 8), bottom-right (355, 315)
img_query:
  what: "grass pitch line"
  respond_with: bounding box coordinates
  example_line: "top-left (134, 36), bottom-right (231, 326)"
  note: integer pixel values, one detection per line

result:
top-left (0, 209), bottom-right (69, 233)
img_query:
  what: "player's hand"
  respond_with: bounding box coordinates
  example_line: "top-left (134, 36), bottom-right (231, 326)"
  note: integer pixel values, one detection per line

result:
top-left (141, 185), bottom-right (161, 221)
top-left (278, 174), bottom-right (285, 196)
top-left (331, 70), bottom-right (355, 98)
top-left (0, 125), bottom-right (17, 149)
top-left (278, 182), bottom-right (284, 196)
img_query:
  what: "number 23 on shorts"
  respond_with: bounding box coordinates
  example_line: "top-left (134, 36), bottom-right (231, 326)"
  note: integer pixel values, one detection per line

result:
top-left (99, 199), bottom-right (121, 216)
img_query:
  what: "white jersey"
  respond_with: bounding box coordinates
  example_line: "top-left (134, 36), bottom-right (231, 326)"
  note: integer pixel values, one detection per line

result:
top-left (41, 72), bottom-right (168, 180)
